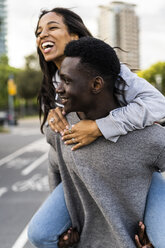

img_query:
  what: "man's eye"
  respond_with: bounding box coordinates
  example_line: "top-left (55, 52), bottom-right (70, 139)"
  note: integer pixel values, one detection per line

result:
top-left (64, 79), bottom-right (69, 85)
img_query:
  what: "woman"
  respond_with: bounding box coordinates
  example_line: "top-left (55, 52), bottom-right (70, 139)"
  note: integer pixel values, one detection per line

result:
top-left (28, 7), bottom-right (165, 248)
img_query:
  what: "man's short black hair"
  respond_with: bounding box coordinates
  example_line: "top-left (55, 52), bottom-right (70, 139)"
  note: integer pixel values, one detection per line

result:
top-left (64, 37), bottom-right (120, 91)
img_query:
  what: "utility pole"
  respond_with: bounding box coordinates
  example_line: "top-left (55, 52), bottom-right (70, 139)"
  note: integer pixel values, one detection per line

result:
top-left (7, 75), bottom-right (17, 125)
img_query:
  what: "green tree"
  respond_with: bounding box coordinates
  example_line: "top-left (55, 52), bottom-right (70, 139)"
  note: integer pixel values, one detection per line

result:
top-left (15, 53), bottom-right (42, 115)
top-left (16, 69), bottom-right (42, 100)
top-left (0, 55), bottom-right (20, 109)
top-left (137, 62), bottom-right (165, 95)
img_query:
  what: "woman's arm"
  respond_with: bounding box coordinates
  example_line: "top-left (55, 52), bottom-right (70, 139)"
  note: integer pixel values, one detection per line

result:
top-left (48, 64), bottom-right (165, 149)
top-left (96, 64), bottom-right (165, 142)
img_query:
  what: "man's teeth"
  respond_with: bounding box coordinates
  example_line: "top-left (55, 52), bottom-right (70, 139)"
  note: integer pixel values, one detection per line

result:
top-left (42, 41), bottom-right (54, 49)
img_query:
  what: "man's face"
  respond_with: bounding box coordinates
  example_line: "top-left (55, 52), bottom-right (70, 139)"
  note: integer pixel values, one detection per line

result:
top-left (57, 57), bottom-right (92, 114)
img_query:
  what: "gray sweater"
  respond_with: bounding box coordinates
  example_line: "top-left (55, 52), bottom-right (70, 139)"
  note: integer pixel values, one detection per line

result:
top-left (45, 112), bottom-right (165, 248)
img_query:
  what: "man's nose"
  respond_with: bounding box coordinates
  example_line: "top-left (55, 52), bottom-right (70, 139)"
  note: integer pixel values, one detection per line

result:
top-left (56, 83), bottom-right (64, 94)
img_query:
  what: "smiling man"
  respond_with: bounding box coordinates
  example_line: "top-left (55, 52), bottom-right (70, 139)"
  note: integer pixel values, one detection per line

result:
top-left (29, 37), bottom-right (165, 248)
top-left (57, 38), bottom-right (120, 121)
top-left (41, 37), bottom-right (165, 247)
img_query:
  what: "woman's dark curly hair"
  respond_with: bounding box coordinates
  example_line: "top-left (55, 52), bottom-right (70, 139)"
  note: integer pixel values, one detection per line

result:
top-left (36, 8), bottom-right (93, 132)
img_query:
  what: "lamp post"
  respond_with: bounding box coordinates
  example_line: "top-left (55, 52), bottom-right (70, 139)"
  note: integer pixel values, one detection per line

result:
top-left (7, 75), bottom-right (17, 125)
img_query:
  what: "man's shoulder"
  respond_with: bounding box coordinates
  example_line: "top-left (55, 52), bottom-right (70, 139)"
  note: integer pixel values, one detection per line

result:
top-left (124, 124), bottom-right (165, 147)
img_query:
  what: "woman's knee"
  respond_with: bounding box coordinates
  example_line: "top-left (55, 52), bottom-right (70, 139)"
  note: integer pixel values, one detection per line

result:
top-left (28, 220), bottom-right (58, 247)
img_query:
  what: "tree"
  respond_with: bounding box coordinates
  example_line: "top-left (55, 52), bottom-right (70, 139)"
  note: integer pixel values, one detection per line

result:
top-left (16, 69), bottom-right (42, 100)
top-left (137, 62), bottom-right (165, 95)
top-left (0, 55), bottom-right (20, 109)
top-left (15, 52), bottom-right (42, 115)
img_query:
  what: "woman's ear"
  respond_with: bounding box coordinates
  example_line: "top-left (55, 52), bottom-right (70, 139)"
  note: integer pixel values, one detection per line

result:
top-left (71, 34), bottom-right (79, 41)
top-left (91, 76), bottom-right (104, 94)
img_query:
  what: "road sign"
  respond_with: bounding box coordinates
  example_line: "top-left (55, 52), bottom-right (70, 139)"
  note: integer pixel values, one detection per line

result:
top-left (8, 78), bottom-right (17, 96)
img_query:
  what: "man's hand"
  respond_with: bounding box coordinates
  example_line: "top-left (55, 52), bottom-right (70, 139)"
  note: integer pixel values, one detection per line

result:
top-left (135, 222), bottom-right (154, 248)
top-left (47, 107), bottom-right (69, 134)
top-left (62, 120), bottom-right (102, 151)
top-left (58, 227), bottom-right (80, 248)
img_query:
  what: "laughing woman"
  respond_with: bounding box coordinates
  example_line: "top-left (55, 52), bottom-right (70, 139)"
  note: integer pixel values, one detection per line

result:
top-left (28, 7), bottom-right (165, 248)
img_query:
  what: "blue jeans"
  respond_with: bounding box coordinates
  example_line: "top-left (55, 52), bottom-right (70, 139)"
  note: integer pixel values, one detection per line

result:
top-left (28, 182), bottom-right (72, 248)
top-left (28, 172), bottom-right (165, 247)
top-left (144, 172), bottom-right (165, 248)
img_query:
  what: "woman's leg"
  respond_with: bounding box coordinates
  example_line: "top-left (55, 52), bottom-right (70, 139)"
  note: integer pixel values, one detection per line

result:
top-left (144, 172), bottom-right (165, 248)
top-left (28, 182), bottom-right (72, 248)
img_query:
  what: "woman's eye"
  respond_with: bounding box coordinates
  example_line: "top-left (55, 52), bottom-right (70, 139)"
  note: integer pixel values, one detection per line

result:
top-left (36, 31), bottom-right (41, 37)
top-left (49, 26), bottom-right (58, 30)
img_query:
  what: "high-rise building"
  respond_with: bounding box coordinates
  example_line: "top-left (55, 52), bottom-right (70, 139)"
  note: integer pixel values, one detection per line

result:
top-left (0, 0), bottom-right (7, 56)
top-left (98, 1), bottom-right (139, 69)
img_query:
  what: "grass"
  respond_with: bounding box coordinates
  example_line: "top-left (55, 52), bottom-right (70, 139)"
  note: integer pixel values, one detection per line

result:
top-left (0, 126), bottom-right (10, 133)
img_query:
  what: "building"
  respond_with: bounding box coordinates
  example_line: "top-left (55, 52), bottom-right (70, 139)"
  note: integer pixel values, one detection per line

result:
top-left (0, 0), bottom-right (7, 57)
top-left (98, 1), bottom-right (139, 69)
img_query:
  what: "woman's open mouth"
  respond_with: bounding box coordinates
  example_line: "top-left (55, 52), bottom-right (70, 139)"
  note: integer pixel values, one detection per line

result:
top-left (41, 41), bottom-right (54, 53)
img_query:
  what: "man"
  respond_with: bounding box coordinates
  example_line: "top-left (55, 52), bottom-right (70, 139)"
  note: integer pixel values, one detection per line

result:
top-left (48, 37), bottom-right (165, 247)
top-left (40, 37), bottom-right (163, 247)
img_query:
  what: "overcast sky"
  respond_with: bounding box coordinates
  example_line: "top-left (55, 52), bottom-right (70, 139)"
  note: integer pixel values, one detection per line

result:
top-left (6, 0), bottom-right (165, 69)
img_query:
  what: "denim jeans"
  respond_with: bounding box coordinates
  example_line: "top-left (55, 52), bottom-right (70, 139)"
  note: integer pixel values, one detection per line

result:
top-left (28, 182), bottom-right (72, 248)
top-left (144, 172), bottom-right (165, 248)
top-left (28, 172), bottom-right (165, 248)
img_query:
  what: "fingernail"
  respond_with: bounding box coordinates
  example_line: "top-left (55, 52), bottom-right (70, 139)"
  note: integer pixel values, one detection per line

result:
top-left (63, 235), bottom-right (68, 240)
top-left (61, 131), bottom-right (64, 135)
top-left (55, 130), bottom-right (58, 133)
top-left (66, 125), bottom-right (69, 129)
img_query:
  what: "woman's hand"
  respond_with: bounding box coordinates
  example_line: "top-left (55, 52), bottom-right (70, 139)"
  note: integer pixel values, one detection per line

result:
top-left (47, 107), bottom-right (69, 134)
top-left (135, 222), bottom-right (154, 248)
top-left (62, 120), bottom-right (102, 151)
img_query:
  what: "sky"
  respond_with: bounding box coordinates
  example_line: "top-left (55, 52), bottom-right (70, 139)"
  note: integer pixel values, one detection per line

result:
top-left (6, 0), bottom-right (165, 69)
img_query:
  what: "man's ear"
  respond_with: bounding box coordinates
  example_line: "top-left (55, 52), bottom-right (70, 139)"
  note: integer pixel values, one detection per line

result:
top-left (71, 34), bottom-right (79, 41)
top-left (91, 76), bottom-right (104, 94)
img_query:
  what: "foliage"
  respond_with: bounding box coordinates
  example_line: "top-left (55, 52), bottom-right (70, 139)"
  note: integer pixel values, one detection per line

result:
top-left (0, 55), bottom-right (20, 109)
top-left (16, 69), bottom-right (42, 100)
top-left (0, 53), bottom-right (42, 118)
top-left (137, 62), bottom-right (165, 95)
top-left (24, 53), bottom-right (40, 71)
top-left (16, 52), bottom-right (42, 100)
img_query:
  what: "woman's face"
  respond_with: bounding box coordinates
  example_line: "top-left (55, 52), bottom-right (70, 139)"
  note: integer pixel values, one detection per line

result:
top-left (36, 12), bottom-right (78, 68)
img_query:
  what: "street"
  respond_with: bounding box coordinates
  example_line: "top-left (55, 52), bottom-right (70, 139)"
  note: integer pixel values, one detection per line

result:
top-left (0, 118), bottom-right (50, 248)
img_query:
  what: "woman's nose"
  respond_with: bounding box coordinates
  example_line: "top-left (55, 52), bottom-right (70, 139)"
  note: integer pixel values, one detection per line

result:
top-left (39, 28), bottom-right (49, 38)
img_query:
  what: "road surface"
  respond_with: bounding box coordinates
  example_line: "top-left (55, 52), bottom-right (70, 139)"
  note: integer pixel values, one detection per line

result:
top-left (0, 118), bottom-right (50, 248)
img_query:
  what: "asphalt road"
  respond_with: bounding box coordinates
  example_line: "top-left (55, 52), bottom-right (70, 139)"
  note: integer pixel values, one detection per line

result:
top-left (0, 118), bottom-right (50, 248)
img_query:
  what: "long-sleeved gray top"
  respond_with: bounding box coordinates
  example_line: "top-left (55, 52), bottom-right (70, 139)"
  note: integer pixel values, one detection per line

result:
top-left (46, 112), bottom-right (165, 248)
